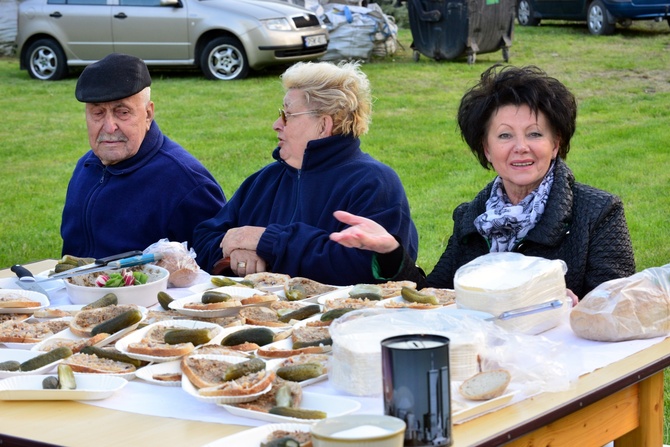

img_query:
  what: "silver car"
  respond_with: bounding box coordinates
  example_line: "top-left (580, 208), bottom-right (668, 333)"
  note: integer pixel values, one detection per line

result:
top-left (17, 0), bottom-right (329, 80)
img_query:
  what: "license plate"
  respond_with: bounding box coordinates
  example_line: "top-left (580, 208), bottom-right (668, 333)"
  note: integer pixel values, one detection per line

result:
top-left (304, 34), bottom-right (327, 47)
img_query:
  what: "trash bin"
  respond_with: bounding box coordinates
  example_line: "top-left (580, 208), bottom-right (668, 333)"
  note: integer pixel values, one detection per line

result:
top-left (407, 0), bottom-right (514, 64)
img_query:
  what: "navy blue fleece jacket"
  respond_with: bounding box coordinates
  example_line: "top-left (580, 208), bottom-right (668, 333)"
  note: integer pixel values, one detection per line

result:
top-left (192, 134), bottom-right (418, 286)
top-left (61, 121), bottom-right (226, 258)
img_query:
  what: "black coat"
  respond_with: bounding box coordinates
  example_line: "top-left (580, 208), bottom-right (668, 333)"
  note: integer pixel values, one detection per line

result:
top-left (392, 158), bottom-right (636, 298)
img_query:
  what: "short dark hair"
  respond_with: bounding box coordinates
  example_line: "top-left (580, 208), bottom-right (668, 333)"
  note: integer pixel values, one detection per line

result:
top-left (457, 64), bottom-right (577, 170)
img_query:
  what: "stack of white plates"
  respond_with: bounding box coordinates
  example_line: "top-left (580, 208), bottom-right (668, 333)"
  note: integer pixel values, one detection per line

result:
top-left (455, 253), bottom-right (568, 335)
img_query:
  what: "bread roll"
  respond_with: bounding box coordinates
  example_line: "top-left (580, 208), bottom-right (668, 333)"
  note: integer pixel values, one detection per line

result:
top-left (459, 370), bottom-right (511, 401)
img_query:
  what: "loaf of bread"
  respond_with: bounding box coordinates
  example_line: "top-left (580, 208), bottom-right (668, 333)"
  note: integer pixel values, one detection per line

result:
top-left (570, 266), bottom-right (670, 342)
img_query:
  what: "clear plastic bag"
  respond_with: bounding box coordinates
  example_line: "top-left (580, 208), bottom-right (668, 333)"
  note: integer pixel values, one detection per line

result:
top-left (327, 307), bottom-right (578, 397)
top-left (570, 264), bottom-right (670, 341)
top-left (143, 239), bottom-right (200, 288)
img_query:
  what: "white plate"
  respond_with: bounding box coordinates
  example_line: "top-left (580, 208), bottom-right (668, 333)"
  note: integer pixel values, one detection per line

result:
top-left (181, 355), bottom-right (278, 404)
top-left (35, 270), bottom-right (67, 292)
top-left (316, 286), bottom-right (355, 305)
top-left (115, 320), bottom-right (224, 363)
top-left (0, 374), bottom-right (127, 400)
top-left (0, 349), bottom-right (61, 379)
top-left (219, 391), bottom-right (361, 423)
top-left (452, 390), bottom-right (518, 423)
top-left (135, 360), bottom-right (182, 386)
top-left (30, 311), bottom-right (146, 352)
top-left (73, 369), bottom-right (136, 381)
top-left (1, 341), bottom-right (39, 350)
top-left (0, 289), bottom-right (49, 314)
top-left (188, 277), bottom-right (245, 294)
top-left (169, 286), bottom-right (273, 318)
top-left (203, 422), bottom-right (313, 447)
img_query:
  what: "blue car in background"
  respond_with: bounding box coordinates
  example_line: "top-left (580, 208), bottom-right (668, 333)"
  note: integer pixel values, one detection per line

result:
top-left (516, 0), bottom-right (670, 34)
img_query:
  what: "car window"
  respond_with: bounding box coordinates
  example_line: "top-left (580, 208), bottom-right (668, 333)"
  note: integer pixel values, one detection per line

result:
top-left (47, 0), bottom-right (108, 4)
top-left (119, 0), bottom-right (164, 5)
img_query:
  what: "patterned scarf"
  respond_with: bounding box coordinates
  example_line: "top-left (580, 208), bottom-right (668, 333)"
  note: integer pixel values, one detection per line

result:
top-left (474, 160), bottom-right (556, 252)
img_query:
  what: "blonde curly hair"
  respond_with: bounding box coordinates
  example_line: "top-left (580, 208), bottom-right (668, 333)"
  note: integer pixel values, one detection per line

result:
top-left (281, 60), bottom-right (372, 137)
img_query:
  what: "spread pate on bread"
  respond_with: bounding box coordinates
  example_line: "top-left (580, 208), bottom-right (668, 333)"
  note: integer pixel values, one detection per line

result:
top-left (63, 352), bottom-right (137, 374)
top-left (70, 304), bottom-right (139, 337)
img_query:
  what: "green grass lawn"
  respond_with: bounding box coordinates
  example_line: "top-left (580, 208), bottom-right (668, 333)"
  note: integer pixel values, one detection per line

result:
top-left (1, 19), bottom-right (669, 442)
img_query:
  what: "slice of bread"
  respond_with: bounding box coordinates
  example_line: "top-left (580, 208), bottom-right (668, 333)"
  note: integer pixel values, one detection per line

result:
top-left (236, 378), bottom-right (302, 412)
top-left (198, 369), bottom-right (275, 397)
top-left (240, 293), bottom-right (279, 306)
top-left (265, 429), bottom-right (312, 447)
top-left (0, 320), bottom-right (54, 343)
top-left (63, 352), bottom-right (137, 374)
top-left (239, 306), bottom-right (286, 327)
top-left (181, 355), bottom-right (238, 388)
top-left (243, 273), bottom-right (290, 289)
top-left (127, 340), bottom-right (194, 357)
top-left (256, 345), bottom-right (330, 359)
top-left (458, 369), bottom-right (511, 401)
top-left (0, 295), bottom-right (42, 308)
top-left (183, 300), bottom-right (241, 310)
top-left (70, 304), bottom-right (139, 337)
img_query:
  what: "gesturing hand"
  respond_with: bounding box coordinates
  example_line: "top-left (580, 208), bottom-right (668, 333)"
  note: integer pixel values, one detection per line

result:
top-left (329, 210), bottom-right (400, 254)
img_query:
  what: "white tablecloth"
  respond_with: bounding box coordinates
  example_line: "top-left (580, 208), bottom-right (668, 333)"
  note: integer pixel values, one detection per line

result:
top-left (2, 277), bottom-right (667, 432)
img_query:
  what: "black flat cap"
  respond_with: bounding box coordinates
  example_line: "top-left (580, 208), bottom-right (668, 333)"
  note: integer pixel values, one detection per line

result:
top-left (75, 53), bottom-right (152, 103)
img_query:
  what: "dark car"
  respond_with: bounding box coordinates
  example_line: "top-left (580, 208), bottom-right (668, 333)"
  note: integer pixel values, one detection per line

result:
top-left (517, 0), bottom-right (670, 35)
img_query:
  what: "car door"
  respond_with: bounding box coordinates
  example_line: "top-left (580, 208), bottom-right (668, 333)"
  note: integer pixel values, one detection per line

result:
top-left (110, 0), bottom-right (190, 61)
top-left (558, 0), bottom-right (587, 17)
top-left (45, 0), bottom-right (113, 61)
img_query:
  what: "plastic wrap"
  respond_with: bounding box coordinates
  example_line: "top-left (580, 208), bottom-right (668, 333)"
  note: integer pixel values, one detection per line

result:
top-left (570, 264), bottom-right (670, 342)
top-left (327, 307), bottom-right (578, 397)
top-left (143, 239), bottom-right (200, 288)
top-left (454, 253), bottom-right (569, 335)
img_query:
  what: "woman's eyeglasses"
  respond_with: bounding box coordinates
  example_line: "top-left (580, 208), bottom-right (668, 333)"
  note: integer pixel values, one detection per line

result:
top-left (278, 108), bottom-right (316, 125)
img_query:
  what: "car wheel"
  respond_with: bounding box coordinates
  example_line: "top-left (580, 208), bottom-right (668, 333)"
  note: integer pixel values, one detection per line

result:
top-left (24, 39), bottom-right (68, 81)
top-left (200, 37), bottom-right (249, 81)
top-left (517, 0), bottom-right (540, 26)
top-left (587, 0), bottom-right (616, 35)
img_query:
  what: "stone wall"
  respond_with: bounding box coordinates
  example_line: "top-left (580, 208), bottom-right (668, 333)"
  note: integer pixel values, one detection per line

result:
top-left (1, 0), bottom-right (18, 56)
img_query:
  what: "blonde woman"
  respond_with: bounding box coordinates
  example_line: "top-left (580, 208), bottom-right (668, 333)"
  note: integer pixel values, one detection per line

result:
top-left (194, 61), bottom-right (418, 285)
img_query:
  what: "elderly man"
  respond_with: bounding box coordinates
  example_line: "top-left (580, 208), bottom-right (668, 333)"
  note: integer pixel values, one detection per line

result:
top-left (61, 53), bottom-right (226, 258)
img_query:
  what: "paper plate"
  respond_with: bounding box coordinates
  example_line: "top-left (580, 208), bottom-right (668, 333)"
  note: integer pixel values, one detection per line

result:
top-left (0, 349), bottom-right (62, 379)
top-left (135, 360), bottom-right (183, 387)
top-left (0, 374), bottom-right (127, 401)
top-left (169, 286), bottom-right (274, 318)
top-left (203, 423), bottom-right (313, 447)
top-left (0, 289), bottom-right (49, 314)
top-left (219, 391), bottom-right (361, 423)
top-left (114, 320), bottom-right (223, 363)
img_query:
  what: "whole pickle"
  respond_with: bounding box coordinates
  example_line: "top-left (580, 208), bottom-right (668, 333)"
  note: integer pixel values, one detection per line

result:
top-left (276, 363), bottom-right (324, 382)
top-left (42, 376), bottom-right (59, 390)
top-left (202, 291), bottom-right (233, 304)
top-left (401, 286), bottom-right (438, 305)
top-left (269, 406), bottom-right (327, 420)
top-left (0, 360), bottom-right (21, 372)
top-left (222, 358), bottom-right (266, 381)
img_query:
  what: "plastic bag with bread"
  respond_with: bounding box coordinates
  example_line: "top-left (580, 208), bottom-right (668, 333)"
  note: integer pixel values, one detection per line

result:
top-left (144, 239), bottom-right (200, 288)
top-left (570, 264), bottom-right (670, 342)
